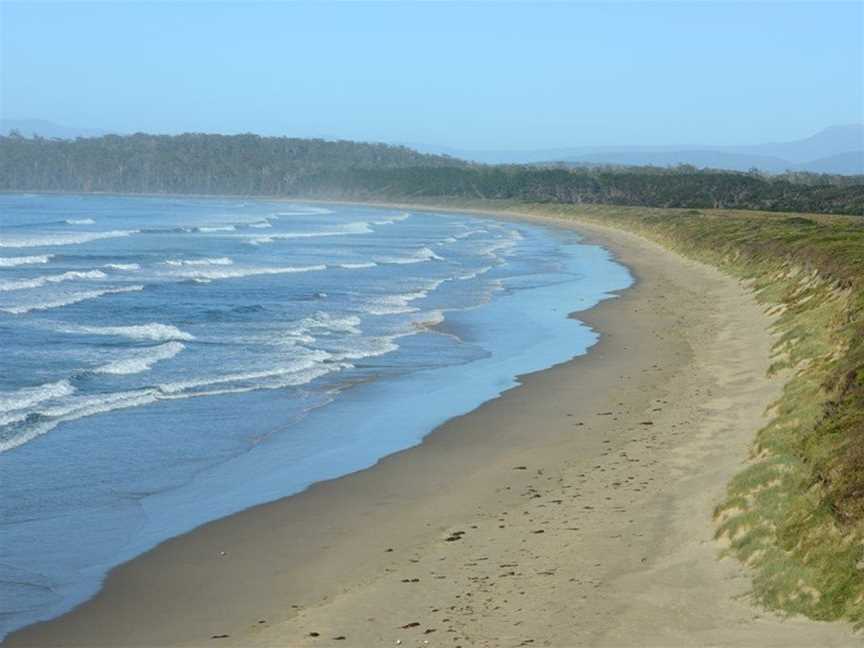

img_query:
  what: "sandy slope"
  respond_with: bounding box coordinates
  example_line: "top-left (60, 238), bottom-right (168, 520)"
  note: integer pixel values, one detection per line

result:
top-left (6, 216), bottom-right (855, 647)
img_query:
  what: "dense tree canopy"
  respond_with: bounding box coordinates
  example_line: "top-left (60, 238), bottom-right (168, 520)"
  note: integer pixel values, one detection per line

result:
top-left (1, 133), bottom-right (862, 215)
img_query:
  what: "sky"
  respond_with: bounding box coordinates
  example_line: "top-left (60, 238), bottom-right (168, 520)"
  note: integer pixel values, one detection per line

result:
top-left (1, 1), bottom-right (862, 150)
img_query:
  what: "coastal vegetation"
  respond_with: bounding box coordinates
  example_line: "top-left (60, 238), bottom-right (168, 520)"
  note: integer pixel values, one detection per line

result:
top-left (2, 133), bottom-right (863, 215)
top-left (416, 198), bottom-right (864, 626)
top-left (580, 205), bottom-right (864, 625)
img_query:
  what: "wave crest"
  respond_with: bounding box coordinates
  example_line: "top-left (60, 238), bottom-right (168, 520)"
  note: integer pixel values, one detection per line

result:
top-left (0, 230), bottom-right (137, 249)
top-left (0, 255), bottom-right (53, 267)
top-left (1, 285), bottom-right (144, 314)
top-left (0, 270), bottom-right (107, 292)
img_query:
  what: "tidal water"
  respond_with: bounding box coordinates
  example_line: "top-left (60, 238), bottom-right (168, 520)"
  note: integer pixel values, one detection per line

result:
top-left (0, 193), bottom-right (631, 637)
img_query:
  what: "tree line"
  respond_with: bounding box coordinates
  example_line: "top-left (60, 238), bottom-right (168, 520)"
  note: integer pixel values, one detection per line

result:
top-left (1, 132), bottom-right (862, 215)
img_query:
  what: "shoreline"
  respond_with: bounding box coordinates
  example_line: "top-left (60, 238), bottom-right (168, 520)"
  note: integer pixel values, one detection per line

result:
top-left (5, 206), bottom-right (855, 646)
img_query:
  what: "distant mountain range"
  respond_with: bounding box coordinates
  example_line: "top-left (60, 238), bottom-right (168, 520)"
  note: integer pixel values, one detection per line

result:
top-left (2, 118), bottom-right (862, 175)
top-left (412, 125), bottom-right (864, 175)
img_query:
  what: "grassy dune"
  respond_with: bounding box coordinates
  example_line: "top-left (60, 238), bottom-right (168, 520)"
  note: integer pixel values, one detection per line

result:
top-left (409, 198), bottom-right (864, 625)
top-left (526, 203), bottom-right (864, 624)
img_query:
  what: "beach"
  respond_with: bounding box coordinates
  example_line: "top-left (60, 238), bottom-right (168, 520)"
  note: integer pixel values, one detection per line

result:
top-left (5, 212), bottom-right (855, 647)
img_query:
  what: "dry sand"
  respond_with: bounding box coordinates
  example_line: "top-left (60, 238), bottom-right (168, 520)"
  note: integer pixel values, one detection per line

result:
top-left (5, 213), bottom-right (856, 647)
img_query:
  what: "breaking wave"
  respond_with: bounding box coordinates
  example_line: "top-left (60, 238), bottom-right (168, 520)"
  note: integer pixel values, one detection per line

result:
top-left (164, 257), bottom-right (233, 267)
top-left (62, 323), bottom-right (195, 342)
top-left (1, 285), bottom-right (144, 314)
top-left (0, 230), bottom-right (137, 249)
top-left (0, 255), bottom-right (53, 267)
top-left (92, 342), bottom-right (186, 376)
top-left (375, 246), bottom-right (443, 265)
top-left (0, 270), bottom-right (107, 292)
top-left (165, 264), bottom-right (326, 281)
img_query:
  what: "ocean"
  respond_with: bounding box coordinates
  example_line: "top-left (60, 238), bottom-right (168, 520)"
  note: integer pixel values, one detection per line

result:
top-left (0, 193), bottom-right (631, 637)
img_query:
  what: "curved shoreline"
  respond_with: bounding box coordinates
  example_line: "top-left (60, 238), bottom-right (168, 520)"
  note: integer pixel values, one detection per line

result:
top-left (5, 209), bottom-right (855, 647)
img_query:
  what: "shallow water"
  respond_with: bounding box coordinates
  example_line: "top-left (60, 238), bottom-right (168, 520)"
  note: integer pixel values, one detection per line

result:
top-left (0, 193), bottom-right (631, 637)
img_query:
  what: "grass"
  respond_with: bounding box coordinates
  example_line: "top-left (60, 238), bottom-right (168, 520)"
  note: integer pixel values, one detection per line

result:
top-left (536, 203), bottom-right (864, 624)
top-left (393, 197), bottom-right (864, 626)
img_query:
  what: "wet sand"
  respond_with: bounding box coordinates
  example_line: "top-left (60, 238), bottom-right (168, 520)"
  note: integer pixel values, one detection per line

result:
top-left (5, 213), bottom-right (855, 647)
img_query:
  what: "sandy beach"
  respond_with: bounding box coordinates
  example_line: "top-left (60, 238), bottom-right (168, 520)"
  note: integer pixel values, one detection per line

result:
top-left (5, 213), bottom-right (856, 647)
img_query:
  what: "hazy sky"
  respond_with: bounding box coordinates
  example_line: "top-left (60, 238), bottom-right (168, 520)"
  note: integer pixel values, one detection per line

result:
top-left (1, 1), bottom-right (862, 149)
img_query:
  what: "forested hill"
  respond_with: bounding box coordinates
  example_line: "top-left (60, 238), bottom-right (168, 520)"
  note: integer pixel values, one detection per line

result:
top-left (2, 133), bottom-right (863, 215)
top-left (0, 133), bottom-right (466, 195)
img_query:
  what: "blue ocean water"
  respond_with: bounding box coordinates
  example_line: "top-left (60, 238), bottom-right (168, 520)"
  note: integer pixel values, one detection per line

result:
top-left (0, 193), bottom-right (631, 638)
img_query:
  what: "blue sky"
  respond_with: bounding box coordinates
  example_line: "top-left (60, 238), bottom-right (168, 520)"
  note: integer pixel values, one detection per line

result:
top-left (1, 1), bottom-right (862, 149)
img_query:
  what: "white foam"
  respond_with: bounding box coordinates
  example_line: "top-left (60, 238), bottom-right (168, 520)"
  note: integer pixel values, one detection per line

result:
top-left (362, 290), bottom-right (428, 315)
top-left (64, 323), bottom-right (195, 342)
top-left (276, 206), bottom-right (333, 216)
top-left (197, 225), bottom-right (236, 232)
top-left (0, 390), bottom-right (160, 453)
top-left (371, 212), bottom-right (411, 226)
top-left (248, 221), bottom-right (272, 229)
top-left (251, 221), bottom-right (373, 243)
top-left (168, 264), bottom-right (326, 281)
top-left (0, 230), bottom-right (137, 249)
top-left (0, 255), bottom-right (53, 267)
top-left (339, 262), bottom-right (377, 269)
top-left (157, 350), bottom-right (332, 395)
top-left (93, 342), bottom-right (186, 375)
top-left (0, 355), bottom-right (344, 452)
top-left (454, 229), bottom-right (488, 240)
top-left (103, 263), bottom-right (141, 271)
top-left (327, 336), bottom-right (400, 361)
top-left (457, 266), bottom-right (493, 281)
top-left (0, 270), bottom-right (107, 292)
top-left (476, 239), bottom-right (518, 257)
top-left (412, 309), bottom-right (446, 328)
top-left (164, 257), bottom-right (233, 267)
top-left (249, 236), bottom-right (274, 245)
top-left (0, 380), bottom-right (75, 417)
top-left (297, 312), bottom-right (362, 334)
top-left (2, 285), bottom-right (144, 314)
top-left (0, 343), bottom-right (347, 454)
top-left (375, 247), bottom-right (443, 265)
top-left (65, 218), bottom-right (95, 225)
top-left (0, 410), bottom-right (30, 428)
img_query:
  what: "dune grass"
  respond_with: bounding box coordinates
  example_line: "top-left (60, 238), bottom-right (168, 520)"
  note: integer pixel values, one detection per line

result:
top-left (403, 198), bottom-right (864, 625)
top-left (533, 202), bottom-right (864, 624)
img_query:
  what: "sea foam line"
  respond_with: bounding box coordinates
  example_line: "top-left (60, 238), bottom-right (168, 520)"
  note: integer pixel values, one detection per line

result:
top-left (62, 323), bottom-right (195, 342)
top-left (0, 255), bottom-right (54, 267)
top-left (248, 221), bottom-right (373, 245)
top-left (1, 285), bottom-right (145, 314)
top-left (164, 257), bottom-right (233, 267)
top-left (167, 264), bottom-right (326, 281)
top-left (361, 290), bottom-right (430, 315)
top-left (339, 262), bottom-right (378, 269)
top-left (0, 270), bottom-right (107, 292)
top-left (93, 342), bottom-right (186, 376)
top-left (375, 246), bottom-right (443, 265)
top-left (0, 230), bottom-right (138, 249)
top-left (196, 225), bottom-right (236, 233)
top-left (0, 380), bottom-right (75, 418)
top-left (0, 357), bottom-right (344, 454)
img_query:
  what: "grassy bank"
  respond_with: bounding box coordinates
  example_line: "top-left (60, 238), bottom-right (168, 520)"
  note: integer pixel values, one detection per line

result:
top-left (405, 198), bottom-right (864, 625)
